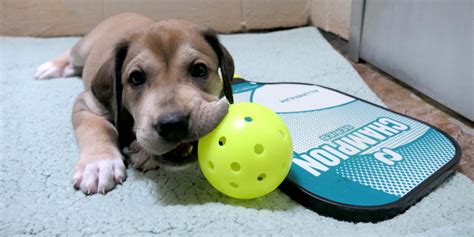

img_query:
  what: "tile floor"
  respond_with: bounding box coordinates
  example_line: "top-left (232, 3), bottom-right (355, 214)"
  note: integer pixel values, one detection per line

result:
top-left (320, 30), bottom-right (474, 180)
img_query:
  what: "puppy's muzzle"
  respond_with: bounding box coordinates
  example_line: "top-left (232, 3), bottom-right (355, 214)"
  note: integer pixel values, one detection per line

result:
top-left (155, 112), bottom-right (189, 142)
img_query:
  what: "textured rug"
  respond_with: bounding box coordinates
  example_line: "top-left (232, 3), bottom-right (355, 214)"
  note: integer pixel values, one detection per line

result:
top-left (1, 27), bottom-right (473, 236)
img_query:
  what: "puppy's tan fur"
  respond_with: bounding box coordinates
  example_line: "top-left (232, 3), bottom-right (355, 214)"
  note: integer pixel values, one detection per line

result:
top-left (36, 13), bottom-right (234, 195)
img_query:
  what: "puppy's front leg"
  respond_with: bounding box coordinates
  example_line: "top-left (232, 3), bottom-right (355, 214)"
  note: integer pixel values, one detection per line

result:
top-left (72, 91), bottom-right (126, 194)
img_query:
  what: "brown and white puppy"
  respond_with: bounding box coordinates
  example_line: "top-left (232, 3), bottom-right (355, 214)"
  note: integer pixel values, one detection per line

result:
top-left (35, 13), bottom-right (234, 195)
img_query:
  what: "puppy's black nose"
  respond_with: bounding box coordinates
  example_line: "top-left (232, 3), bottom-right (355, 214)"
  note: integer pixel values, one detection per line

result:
top-left (156, 112), bottom-right (189, 141)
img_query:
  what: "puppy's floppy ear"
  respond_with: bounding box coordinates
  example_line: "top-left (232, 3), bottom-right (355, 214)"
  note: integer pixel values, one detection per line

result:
top-left (91, 41), bottom-right (135, 148)
top-left (202, 29), bottom-right (234, 104)
top-left (91, 41), bottom-right (129, 126)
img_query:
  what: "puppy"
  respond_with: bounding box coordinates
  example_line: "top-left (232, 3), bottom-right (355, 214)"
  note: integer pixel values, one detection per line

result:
top-left (35, 13), bottom-right (234, 195)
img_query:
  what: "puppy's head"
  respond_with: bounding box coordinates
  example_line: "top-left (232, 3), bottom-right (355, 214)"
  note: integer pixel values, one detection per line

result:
top-left (91, 20), bottom-right (234, 168)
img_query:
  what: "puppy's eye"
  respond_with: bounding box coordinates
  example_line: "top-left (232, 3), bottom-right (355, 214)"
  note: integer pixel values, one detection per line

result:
top-left (129, 71), bottom-right (146, 86)
top-left (190, 63), bottom-right (208, 78)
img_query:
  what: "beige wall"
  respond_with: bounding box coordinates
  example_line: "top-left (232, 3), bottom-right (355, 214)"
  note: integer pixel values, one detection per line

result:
top-left (0, 0), bottom-right (350, 39)
top-left (0, 0), bottom-right (104, 37)
top-left (310, 0), bottom-right (352, 39)
top-left (242, 0), bottom-right (310, 30)
top-left (0, 0), bottom-right (244, 36)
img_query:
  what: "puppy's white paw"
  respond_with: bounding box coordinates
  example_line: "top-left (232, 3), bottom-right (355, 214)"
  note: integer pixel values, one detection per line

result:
top-left (63, 63), bottom-right (81, 77)
top-left (35, 61), bottom-right (79, 80)
top-left (72, 158), bottom-right (126, 195)
top-left (129, 141), bottom-right (160, 172)
top-left (35, 61), bottom-right (63, 80)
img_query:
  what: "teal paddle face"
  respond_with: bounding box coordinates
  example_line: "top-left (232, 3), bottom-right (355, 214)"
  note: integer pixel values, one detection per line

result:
top-left (232, 80), bottom-right (460, 222)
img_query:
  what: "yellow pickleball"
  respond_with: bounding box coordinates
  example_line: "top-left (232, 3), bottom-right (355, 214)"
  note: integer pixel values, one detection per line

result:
top-left (198, 102), bottom-right (293, 199)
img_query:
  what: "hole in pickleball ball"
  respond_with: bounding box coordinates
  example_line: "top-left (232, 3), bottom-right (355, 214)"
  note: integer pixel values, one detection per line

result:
top-left (230, 182), bottom-right (239, 188)
top-left (208, 161), bottom-right (214, 170)
top-left (218, 136), bottom-right (226, 146)
top-left (244, 116), bottom-right (253, 122)
top-left (231, 162), bottom-right (240, 171)
top-left (254, 144), bottom-right (264, 154)
top-left (257, 173), bottom-right (266, 181)
top-left (279, 130), bottom-right (285, 138)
